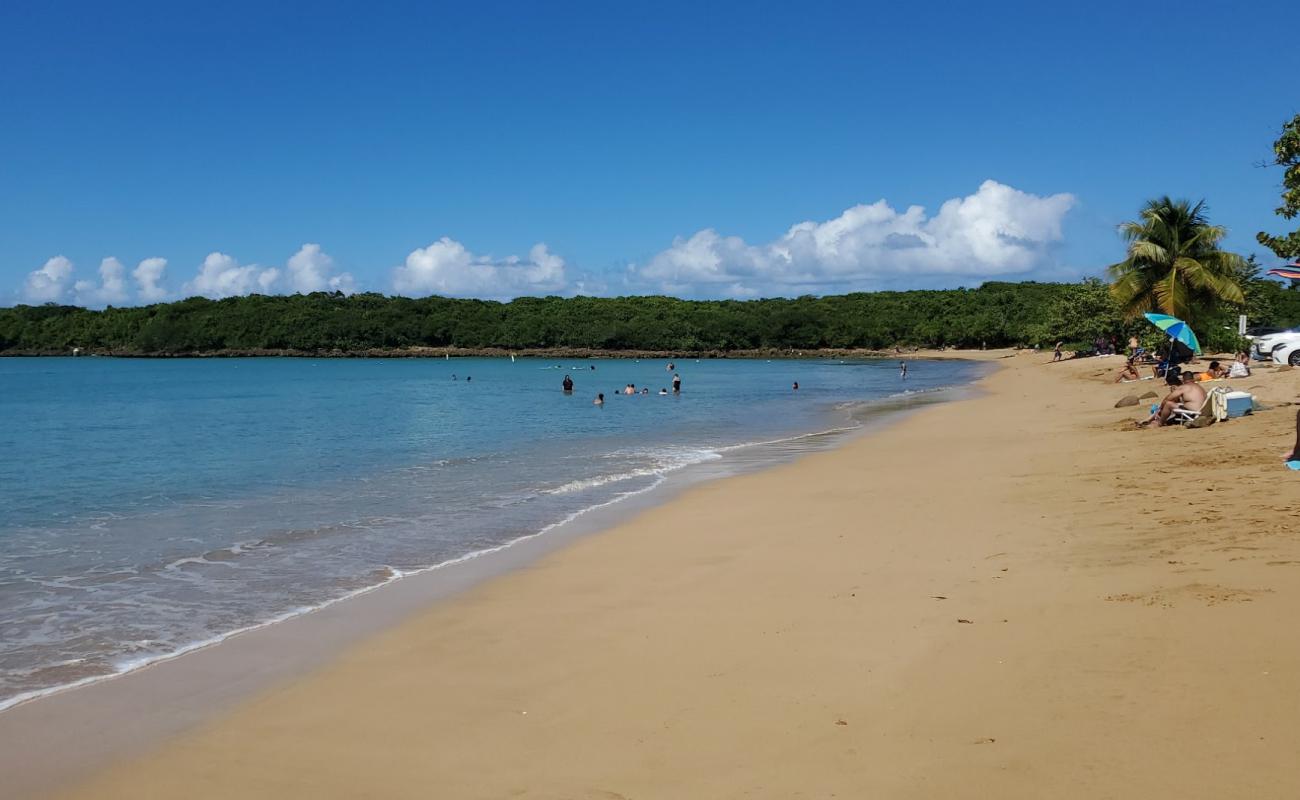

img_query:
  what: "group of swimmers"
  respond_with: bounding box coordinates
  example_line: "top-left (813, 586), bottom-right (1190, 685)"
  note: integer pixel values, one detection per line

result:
top-left (588, 371), bottom-right (682, 406)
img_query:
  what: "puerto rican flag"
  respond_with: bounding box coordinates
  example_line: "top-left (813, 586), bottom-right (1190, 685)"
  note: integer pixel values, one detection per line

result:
top-left (1267, 261), bottom-right (1300, 281)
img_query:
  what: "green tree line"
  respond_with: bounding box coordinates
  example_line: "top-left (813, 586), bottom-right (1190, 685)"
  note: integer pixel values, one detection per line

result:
top-left (5, 277), bottom-right (1300, 356)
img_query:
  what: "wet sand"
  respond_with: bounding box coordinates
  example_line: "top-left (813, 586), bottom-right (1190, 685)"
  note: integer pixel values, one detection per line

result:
top-left (16, 350), bottom-right (1300, 798)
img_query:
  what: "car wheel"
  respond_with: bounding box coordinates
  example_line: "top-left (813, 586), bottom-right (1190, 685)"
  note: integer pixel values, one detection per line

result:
top-left (1290, 351), bottom-right (1300, 367)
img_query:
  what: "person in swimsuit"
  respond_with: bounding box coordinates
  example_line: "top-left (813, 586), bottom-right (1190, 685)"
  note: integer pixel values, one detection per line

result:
top-left (672, 373), bottom-right (681, 393)
top-left (1139, 371), bottom-right (1207, 427)
top-left (562, 374), bottom-right (574, 392)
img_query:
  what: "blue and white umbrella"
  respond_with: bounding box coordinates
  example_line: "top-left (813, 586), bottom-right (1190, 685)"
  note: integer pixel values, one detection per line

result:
top-left (1143, 312), bottom-right (1201, 355)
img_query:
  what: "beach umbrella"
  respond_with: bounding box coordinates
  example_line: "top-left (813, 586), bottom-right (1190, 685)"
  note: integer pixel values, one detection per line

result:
top-left (1143, 312), bottom-right (1201, 355)
top-left (1266, 261), bottom-right (1300, 282)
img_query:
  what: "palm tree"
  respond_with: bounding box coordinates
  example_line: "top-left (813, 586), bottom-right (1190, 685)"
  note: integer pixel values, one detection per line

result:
top-left (1108, 197), bottom-right (1245, 324)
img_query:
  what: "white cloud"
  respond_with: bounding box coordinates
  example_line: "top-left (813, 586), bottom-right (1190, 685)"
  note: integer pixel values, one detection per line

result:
top-left (23, 256), bottom-right (75, 303)
top-left (286, 243), bottom-right (355, 294)
top-left (392, 238), bottom-right (566, 299)
top-left (634, 180), bottom-right (1075, 296)
top-left (73, 257), bottom-right (131, 306)
top-left (133, 257), bottom-right (169, 302)
top-left (184, 252), bottom-right (281, 299)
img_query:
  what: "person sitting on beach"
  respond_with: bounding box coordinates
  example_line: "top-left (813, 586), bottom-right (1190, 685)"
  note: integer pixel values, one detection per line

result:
top-left (1114, 357), bottom-right (1142, 383)
top-left (1139, 371), bottom-right (1207, 427)
top-left (1229, 352), bottom-right (1251, 378)
top-left (1197, 361), bottom-right (1228, 381)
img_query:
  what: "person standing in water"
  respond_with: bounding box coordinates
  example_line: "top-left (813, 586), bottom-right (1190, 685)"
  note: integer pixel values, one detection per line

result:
top-left (792, 381), bottom-right (799, 391)
top-left (562, 374), bottom-right (574, 393)
top-left (594, 393), bottom-right (604, 406)
top-left (672, 373), bottom-right (681, 393)
top-left (899, 361), bottom-right (908, 379)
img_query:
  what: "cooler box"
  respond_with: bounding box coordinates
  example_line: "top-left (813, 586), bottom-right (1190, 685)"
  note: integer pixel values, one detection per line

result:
top-left (1224, 391), bottom-right (1254, 418)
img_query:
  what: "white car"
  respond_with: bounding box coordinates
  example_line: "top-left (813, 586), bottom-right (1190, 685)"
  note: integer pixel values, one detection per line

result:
top-left (1254, 330), bottom-right (1300, 364)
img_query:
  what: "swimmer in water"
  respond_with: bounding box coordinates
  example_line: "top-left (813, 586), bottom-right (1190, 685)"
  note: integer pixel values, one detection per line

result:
top-left (672, 373), bottom-right (681, 393)
top-left (792, 381), bottom-right (799, 391)
top-left (594, 393), bottom-right (604, 406)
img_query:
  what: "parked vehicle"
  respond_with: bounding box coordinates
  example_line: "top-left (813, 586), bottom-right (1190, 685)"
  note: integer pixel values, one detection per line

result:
top-left (1271, 335), bottom-right (1300, 366)
top-left (1245, 326), bottom-right (1285, 340)
top-left (1253, 329), bottom-right (1300, 363)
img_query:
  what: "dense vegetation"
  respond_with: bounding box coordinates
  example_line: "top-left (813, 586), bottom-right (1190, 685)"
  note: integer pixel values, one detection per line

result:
top-left (6, 277), bottom-right (1300, 356)
top-left (1257, 112), bottom-right (1300, 260)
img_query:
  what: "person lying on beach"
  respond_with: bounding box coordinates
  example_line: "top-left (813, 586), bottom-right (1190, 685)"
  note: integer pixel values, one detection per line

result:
top-left (1138, 371), bottom-right (1207, 427)
top-left (1114, 358), bottom-right (1142, 383)
top-left (1197, 361), bottom-right (1228, 381)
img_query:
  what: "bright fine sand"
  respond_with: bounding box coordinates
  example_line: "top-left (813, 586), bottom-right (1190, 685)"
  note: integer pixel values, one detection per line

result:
top-left (41, 352), bottom-right (1300, 798)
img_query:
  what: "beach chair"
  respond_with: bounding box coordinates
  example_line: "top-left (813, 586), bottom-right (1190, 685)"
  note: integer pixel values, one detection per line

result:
top-left (1173, 387), bottom-right (1230, 428)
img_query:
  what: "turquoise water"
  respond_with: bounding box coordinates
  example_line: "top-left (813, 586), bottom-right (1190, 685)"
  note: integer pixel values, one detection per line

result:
top-left (0, 355), bottom-right (984, 708)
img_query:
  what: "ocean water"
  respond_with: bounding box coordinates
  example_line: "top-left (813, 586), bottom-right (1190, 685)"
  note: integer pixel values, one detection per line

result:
top-left (0, 355), bottom-right (984, 709)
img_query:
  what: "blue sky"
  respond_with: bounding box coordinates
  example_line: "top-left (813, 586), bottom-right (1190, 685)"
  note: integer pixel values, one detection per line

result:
top-left (2, 0), bottom-right (1297, 305)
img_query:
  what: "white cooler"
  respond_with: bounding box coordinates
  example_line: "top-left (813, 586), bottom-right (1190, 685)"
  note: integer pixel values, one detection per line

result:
top-left (1224, 391), bottom-right (1254, 418)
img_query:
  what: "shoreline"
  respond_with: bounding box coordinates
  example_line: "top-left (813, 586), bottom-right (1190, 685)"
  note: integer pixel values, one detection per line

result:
top-left (16, 349), bottom-right (1300, 798)
top-left (0, 372), bottom-right (984, 798)
top-left (0, 380), bottom-right (972, 716)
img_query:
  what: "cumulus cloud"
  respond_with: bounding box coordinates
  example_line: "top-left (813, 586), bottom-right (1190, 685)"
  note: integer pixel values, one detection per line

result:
top-left (23, 256), bottom-right (75, 303)
top-left (392, 238), bottom-right (566, 299)
top-left (286, 243), bottom-right (355, 294)
top-left (73, 257), bottom-right (130, 306)
top-left (634, 180), bottom-right (1075, 296)
top-left (184, 252), bottom-right (281, 299)
top-left (133, 257), bottom-right (169, 302)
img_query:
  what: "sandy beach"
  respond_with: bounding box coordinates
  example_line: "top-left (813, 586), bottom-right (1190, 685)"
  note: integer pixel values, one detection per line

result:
top-left (17, 351), bottom-right (1300, 798)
